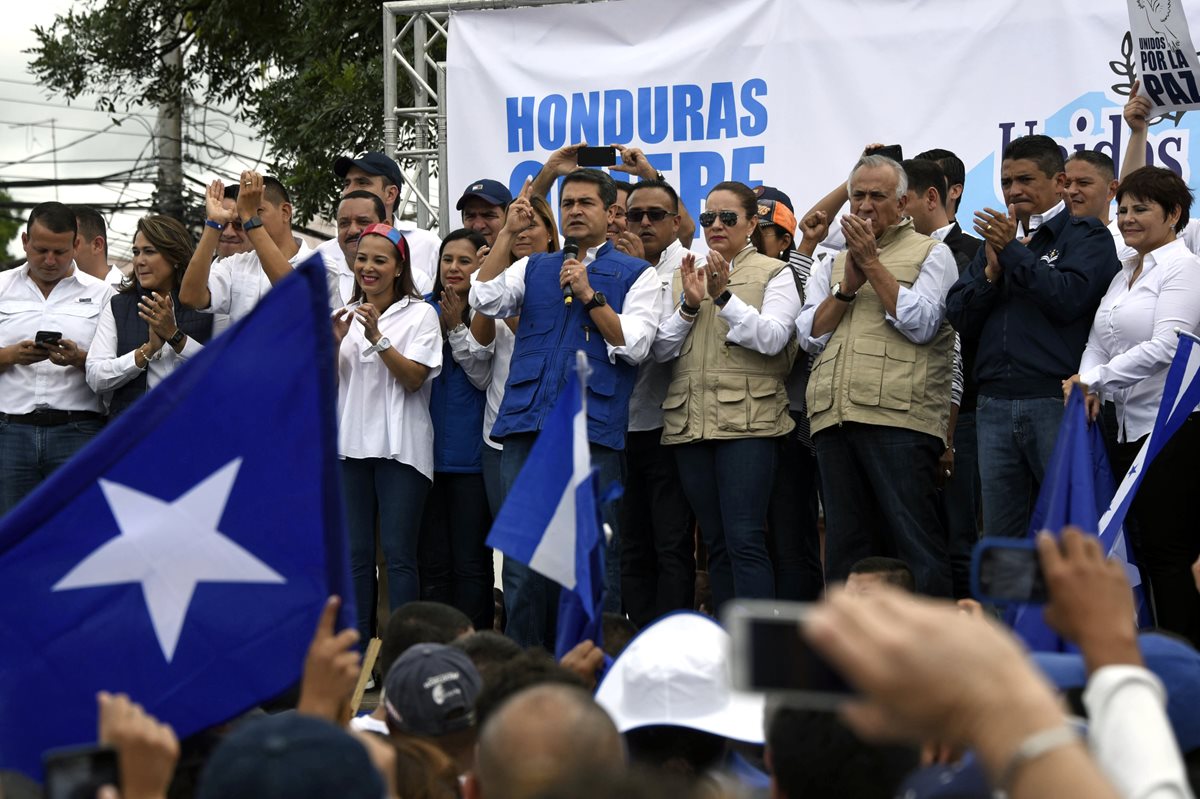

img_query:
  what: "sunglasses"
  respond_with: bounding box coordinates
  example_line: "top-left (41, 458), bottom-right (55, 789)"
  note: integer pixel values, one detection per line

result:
top-left (698, 210), bottom-right (741, 228)
top-left (627, 208), bottom-right (672, 223)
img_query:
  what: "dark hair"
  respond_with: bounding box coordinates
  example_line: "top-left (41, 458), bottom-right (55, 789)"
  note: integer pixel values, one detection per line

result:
top-left (614, 182), bottom-right (632, 199)
top-left (1116, 166), bottom-right (1193, 233)
top-left (27, 201), bottom-right (78, 237)
top-left (849, 556), bottom-right (916, 592)
top-left (1067, 149), bottom-right (1117, 182)
top-left (624, 725), bottom-right (726, 777)
top-left (451, 630), bottom-right (523, 685)
top-left (379, 601), bottom-right (472, 678)
top-left (119, 215), bottom-right (196, 295)
top-left (351, 227), bottom-right (419, 304)
top-left (601, 612), bottom-right (638, 659)
top-left (902, 159), bottom-right (948, 205)
top-left (339, 190), bottom-right (387, 224)
top-left (261, 176), bottom-right (292, 207)
top-left (473, 650), bottom-right (586, 730)
top-left (562, 168), bottom-right (618, 208)
top-left (72, 205), bottom-right (108, 255)
top-left (915, 148), bottom-right (967, 214)
top-left (433, 228), bottom-right (488, 327)
top-left (626, 179), bottom-right (680, 212)
top-left (391, 737), bottom-right (461, 799)
top-left (222, 184), bottom-right (240, 201)
top-left (708, 181), bottom-right (764, 252)
top-left (1002, 134), bottom-right (1065, 178)
top-left (766, 705), bottom-right (920, 799)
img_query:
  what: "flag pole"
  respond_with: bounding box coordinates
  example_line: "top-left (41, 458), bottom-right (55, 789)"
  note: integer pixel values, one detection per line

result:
top-left (1175, 327), bottom-right (1200, 345)
top-left (575, 349), bottom-right (590, 415)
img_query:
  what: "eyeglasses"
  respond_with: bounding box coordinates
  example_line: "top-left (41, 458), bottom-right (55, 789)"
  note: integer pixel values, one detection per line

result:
top-left (698, 210), bottom-right (741, 228)
top-left (627, 208), bottom-right (672, 223)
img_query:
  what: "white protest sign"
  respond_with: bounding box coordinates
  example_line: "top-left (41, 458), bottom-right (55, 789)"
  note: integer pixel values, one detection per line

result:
top-left (1129, 0), bottom-right (1200, 115)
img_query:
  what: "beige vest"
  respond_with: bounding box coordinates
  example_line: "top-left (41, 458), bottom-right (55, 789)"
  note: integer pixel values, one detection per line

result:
top-left (805, 219), bottom-right (954, 441)
top-left (661, 249), bottom-right (797, 445)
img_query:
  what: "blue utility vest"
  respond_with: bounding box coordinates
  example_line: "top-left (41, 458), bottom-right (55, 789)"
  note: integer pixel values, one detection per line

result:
top-left (425, 295), bottom-right (487, 473)
top-left (492, 241), bottom-right (648, 450)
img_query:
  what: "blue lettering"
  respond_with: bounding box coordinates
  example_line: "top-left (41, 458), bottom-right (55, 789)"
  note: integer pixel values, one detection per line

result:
top-left (679, 150), bottom-right (725, 220)
top-left (1157, 135), bottom-right (1184, 173)
top-left (672, 85), bottom-right (705, 142)
top-left (506, 96), bottom-right (535, 153)
top-left (739, 79), bottom-right (768, 136)
top-left (603, 90), bottom-right (634, 145)
top-left (706, 82), bottom-right (738, 140)
top-left (731, 146), bottom-right (766, 188)
top-left (508, 161), bottom-right (543, 198)
top-left (538, 94), bottom-right (568, 150)
top-left (637, 86), bottom-right (670, 144)
top-left (570, 91), bottom-right (600, 146)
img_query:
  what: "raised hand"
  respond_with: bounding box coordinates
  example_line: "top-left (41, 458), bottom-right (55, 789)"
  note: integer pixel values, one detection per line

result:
top-left (138, 292), bottom-right (178, 342)
top-left (354, 303), bottom-right (382, 344)
top-left (97, 691), bottom-right (180, 799)
top-left (439, 288), bottom-right (465, 331)
top-left (235, 170), bottom-right (264, 222)
top-left (205, 179), bottom-right (234, 225)
top-left (297, 596), bottom-right (362, 726)
top-left (609, 144), bottom-right (656, 180)
top-left (545, 142), bottom-right (585, 177)
top-left (1124, 78), bottom-right (1152, 134)
top-left (974, 205), bottom-right (1018, 251)
top-left (705, 249), bottom-right (731, 298)
top-left (680, 252), bottom-right (706, 308)
top-left (503, 177), bottom-right (536, 235)
top-left (799, 209), bottom-right (830, 246)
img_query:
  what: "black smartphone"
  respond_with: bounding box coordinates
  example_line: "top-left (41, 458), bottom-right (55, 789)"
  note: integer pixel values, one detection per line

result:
top-left (724, 600), bottom-right (855, 709)
top-left (871, 144), bottom-right (904, 161)
top-left (35, 330), bottom-right (63, 347)
top-left (43, 744), bottom-right (120, 799)
top-left (971, 537), bottom-right (1048, 604)
top-left (577, 146), bottom-right (618, 167)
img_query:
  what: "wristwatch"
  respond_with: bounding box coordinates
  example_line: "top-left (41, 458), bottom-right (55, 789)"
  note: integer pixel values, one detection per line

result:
top-left (363, 337), bottom-right (392, 357)
top-left (584, 292), bottom-right (607, 311)
top-left (832, 282), bottom-right (857, 302)
top-left (714, 289), bottom-right (733, 308)
top-left (241, 216), bottom-right (264, 233)
top-left (166, 329), bottom-right (186, 348)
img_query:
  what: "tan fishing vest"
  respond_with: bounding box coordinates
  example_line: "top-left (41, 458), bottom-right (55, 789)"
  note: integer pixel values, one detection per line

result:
top-left (661, 248), bottom-right (797, 445)
top-left (805, 219), bottom-right (954, 441)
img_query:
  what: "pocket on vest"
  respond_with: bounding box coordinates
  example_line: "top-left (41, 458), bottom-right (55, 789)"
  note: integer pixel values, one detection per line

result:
top-left (662, 377), bottom-right (691, 437)
top-left (805, 341), bottom-right (840, 414)
top-left (715, 375), bottom-right (750, 432)
top-left (586, 360), bottom-right (618, 425)
top-left (848, 337), bottom-right (916, 411)
top-left (747, 376), bottom-right (783, 431)
top-left (503, 354), bottom-right (544, 414)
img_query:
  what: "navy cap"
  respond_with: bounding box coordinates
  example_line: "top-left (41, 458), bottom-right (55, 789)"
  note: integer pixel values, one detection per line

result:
top-left (334, 151), bottom-right (403, 188)
top-left (383, 643), bottom-right (482, 737)
top-left (753, 185), bottom-right (795, 212)
top-left (456, 178), bottom-right (513, 210)
top-left (197, 713), bottom-right (385, 799)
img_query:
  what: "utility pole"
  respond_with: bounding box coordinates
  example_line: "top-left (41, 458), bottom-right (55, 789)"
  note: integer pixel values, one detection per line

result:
top-left (152, 20), bottom-right (184, 220)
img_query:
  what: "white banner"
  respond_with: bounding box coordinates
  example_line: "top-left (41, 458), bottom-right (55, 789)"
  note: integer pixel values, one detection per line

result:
top-left (1129, 0), bottom-right (1200, 116)
top-left (446, 0), bottom-right (1200, 240)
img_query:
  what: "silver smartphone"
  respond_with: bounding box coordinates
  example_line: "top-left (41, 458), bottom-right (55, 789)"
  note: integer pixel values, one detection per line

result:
top-left (724, 600), bottom-right (855, 710)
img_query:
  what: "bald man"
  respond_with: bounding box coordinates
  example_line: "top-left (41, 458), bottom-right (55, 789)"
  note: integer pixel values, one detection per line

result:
top-left (463, 684), bottom-right (624, 799)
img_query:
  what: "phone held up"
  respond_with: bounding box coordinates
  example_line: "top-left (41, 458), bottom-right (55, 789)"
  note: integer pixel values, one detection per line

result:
top-left (576, 146), bottom-right (618, 167)
top-left (971, 537), bottom-right (1048, 605)
top-left (43, 744), bottom-right (119, 799)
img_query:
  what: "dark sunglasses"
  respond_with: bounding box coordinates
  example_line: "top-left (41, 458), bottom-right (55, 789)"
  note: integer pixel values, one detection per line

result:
top-left (699, 210), bottom-right (741, 228)
top-left (627, 208), bottom-right (671, 223)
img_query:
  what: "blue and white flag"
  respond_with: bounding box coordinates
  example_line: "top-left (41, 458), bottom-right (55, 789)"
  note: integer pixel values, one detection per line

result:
top-left (0, 257), bottom-right (353, 778)
top-left (486, 350), bottom-right (605, 659)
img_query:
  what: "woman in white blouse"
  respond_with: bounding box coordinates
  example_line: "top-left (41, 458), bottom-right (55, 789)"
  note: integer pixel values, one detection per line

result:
top-left (334, 222), bottom-right (442, 644)
top-left (86, 215), bottom-right (211, 417)
top-left (1064, 165), bottom-right (1200, 647)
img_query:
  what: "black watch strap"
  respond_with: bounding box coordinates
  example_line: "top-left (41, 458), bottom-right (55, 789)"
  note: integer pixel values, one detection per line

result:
top-left (167, 329), bottom-right (186, 347)
top-left (585, 291), bottom-right (607, 311)
top-left (714, 289), bottom-right (733, 308)
top-left (242, 215), bottom-right (264, 232)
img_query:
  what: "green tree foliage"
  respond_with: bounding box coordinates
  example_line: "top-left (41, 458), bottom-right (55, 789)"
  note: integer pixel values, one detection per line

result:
top-left (27, 0), bottom-right (441, 224)
top-left (0, 190), bottom-right (22, 256)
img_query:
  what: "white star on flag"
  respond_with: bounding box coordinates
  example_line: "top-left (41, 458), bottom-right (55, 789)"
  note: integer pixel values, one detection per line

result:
top-left (53, 458), bottom-right (285, 662)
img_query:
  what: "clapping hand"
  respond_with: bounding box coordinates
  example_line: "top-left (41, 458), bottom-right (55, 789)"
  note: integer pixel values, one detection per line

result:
top-left (974, 206), bottom-right (1018, 252)
top-left (705, 250), bottom-right (731, 298)
top-left (354, 303), bottom-right (382, 344)
top-left (440, 288), bottom-right (465, 332)
top-left (138, 292), bottom-right (178, 342)
top-left (680, 252), bottom-right (706, 308)
top-left (332, 307), bottom-right (353, 346)
top-left (205, 179), bottom-right (235, 225)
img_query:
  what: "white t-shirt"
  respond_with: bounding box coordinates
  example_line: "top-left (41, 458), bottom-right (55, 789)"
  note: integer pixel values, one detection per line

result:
top-left (337, 296), bottom-right (443, 478)
top-left (204, 237), bottom-right (316, 324)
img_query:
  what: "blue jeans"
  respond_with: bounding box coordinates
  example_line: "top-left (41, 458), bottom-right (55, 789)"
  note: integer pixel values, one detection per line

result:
top-left (417, 471), bottom-right (494, 632)
top-left (0, 418), bottom-right (103, 516)
top-left (341, 458), bottom-right (430, 643)
top-left (674, 438), bottom-right (777, 611)
top-left (814, 423), bottom-right (952, 596)
top-left (939, 410), bottom-right (982, 598)
top-left (975, 396), bottom-right (1063, 538)
top-left (481, 444), bottom-right (504, 518)
top-left (768, 413), bottom-right (824, 601)
top-left (499, 432), bottom-right (625, 649)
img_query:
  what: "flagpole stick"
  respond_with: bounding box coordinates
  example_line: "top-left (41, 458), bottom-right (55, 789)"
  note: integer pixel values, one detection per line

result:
top-left (575, 349), bottom-right (590, 414)
top-left (1174, 327), bottom-right (1200, 344)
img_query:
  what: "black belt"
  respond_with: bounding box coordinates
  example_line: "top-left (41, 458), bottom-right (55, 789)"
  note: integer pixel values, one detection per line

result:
top-left (1, 410), bottom-right (104, 427)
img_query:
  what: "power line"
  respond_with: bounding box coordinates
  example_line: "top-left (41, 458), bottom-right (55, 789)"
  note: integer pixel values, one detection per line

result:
top-left (1, 119), bottom-right (154, 140)
top-left (0, 122), bottom-right (120, 167)
top-left (0, 95), bottom-right (158, 121)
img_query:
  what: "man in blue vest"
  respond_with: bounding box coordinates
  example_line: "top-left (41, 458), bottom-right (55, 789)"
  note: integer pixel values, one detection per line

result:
top-left (470, 169), bottom-right (660, 648)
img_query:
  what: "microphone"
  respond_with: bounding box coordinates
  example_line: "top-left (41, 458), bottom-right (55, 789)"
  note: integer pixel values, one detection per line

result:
top-left (561, 237), bottom-right (579, 305)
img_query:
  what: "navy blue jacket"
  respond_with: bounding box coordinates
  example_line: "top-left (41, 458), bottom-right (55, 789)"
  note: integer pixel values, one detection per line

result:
top-left (945, 210), bottom-right (1120, 399)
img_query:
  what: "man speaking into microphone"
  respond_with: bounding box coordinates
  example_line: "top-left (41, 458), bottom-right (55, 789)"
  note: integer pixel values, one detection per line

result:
top-left (470, 168), bottom-right (659, 648)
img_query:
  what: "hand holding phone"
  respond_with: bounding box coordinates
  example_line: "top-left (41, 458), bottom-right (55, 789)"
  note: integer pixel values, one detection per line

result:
top-left (35, 330), bottom-right (63, 347)
top-left (970, 537), bottom-right (1047, 604)
top-left (43, 744), bottom-right (119, 799)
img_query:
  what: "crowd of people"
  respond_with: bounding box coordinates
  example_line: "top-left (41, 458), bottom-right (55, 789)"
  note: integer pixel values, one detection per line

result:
top-left (3, 81), bottom-right (1200, 795)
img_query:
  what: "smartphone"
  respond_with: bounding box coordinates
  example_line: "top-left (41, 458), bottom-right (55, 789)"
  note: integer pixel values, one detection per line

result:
top-left (35, 330), bottom-right (63, 346)
top-left (971, 537), bottom-right (1048, 604)
top-left (43, 744), bottom-right (119, 799)
top-left (577, 146), bottom-right (618, 167)
top-left (724, 600), bottom-right (855, 709)
top-left (871, 144), bottom-right (904, 161)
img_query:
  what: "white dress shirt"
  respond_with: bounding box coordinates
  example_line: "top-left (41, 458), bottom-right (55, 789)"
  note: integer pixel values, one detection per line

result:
top-left (467, 316), bottom-right (515, 450)
top-left (1016, 199), bottom-right (1066, 238)
top-left (85, 297), bottom-right (204, 407)
top-left (469, 244), bottom-right (661, 366)
top-left (337, 296), bottom-right (442, 479)
top-left (0, 264), bottom-right (113, 414)
top-left (316, 224), bottom-right (437, 308)
top-left (1079, 238), bottom-right (1200, 442)
top-left (1084, 665), bottom-right (1192, 799)
top-left (204, 237), bottom-right (315, 324)
top-left (104, 265), bottom-right (126, 287)
top-left (795, 239), bottom-right (957, 354)
top-left (653, 244), bottom-right (801, 362)
top-left (629, 240), bottom-right (689, 431)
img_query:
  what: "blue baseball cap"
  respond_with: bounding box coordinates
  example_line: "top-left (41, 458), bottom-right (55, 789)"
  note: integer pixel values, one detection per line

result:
top-left (456, 179), bottom-right (512, 210)
top-left (334, 151), bottom-right (403, 188)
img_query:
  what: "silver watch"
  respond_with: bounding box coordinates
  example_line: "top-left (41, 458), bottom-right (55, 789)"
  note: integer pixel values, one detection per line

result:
top-left (362, 337), bottom-right (392, 357)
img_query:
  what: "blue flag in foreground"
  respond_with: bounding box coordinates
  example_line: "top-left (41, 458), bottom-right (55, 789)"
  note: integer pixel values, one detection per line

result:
top-left (486, 351), bottom-right (605, 660)
top-left (0, 257), bottom-right (352, 778)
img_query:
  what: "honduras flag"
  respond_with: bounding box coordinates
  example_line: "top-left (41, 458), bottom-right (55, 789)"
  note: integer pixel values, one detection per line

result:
top-left (0, 257), bottom-right (353, 778)
top-left (486, 351), bottom-right (605, 660)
